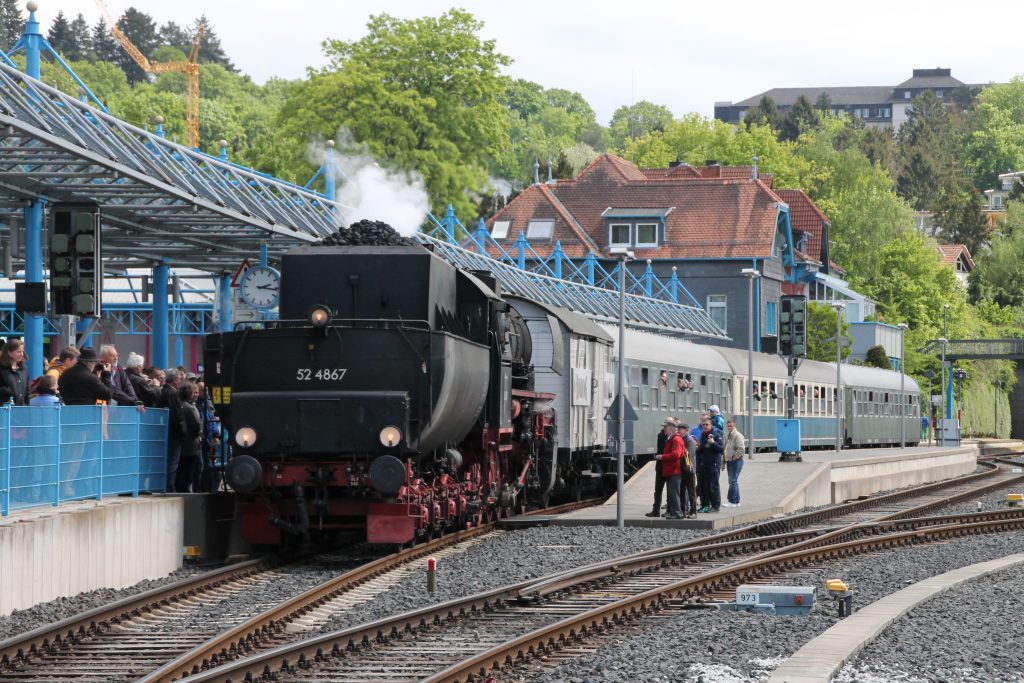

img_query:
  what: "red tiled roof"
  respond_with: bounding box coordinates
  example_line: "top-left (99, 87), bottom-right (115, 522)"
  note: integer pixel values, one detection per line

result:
top-left (486, 155), bottom-right (785, 260)
top-left (937, 244), bottom-right (975, 270)
top-left (793, 247), bottom-right (821, 266)
top-left (640, 165), bottom-right (703, 179)
top-left (777, 189), bottom-right (829, 264)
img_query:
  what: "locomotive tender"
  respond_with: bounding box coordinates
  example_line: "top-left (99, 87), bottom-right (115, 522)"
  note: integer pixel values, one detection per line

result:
top-left (206, 241), bottom-right (921, 546)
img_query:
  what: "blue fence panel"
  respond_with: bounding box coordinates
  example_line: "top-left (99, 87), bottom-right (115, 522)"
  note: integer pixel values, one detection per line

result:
top-left (0, 405), bottom-right (169, 515)
top-left (138, 409), bottom-right (169, 493)
top-left (8, 405), bottom-right (59, 509)
top-left (57, 405), bottom-right (103, 502)
top-left (102, 407), bottom-right (141, 495)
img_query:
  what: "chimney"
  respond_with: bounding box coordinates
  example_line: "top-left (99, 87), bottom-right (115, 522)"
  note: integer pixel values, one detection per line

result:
top-left (704, 159), bottom-right (720, 167)
top-left (668, 160), bottom-right (684, 168)
top-left (752, 155), bottom-right (759, 180)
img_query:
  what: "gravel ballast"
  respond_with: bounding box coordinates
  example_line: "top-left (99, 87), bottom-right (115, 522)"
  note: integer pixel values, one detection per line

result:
top-left (506, 488), bottom-right (1024, 683)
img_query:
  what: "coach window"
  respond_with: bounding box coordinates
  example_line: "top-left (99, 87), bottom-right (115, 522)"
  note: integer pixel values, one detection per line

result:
top-left (640, 367), bottom-right (650, 408)
top-left (659, 370), bottom-right (668, 408)
top-left (700, 375), bottom-right (708, 411)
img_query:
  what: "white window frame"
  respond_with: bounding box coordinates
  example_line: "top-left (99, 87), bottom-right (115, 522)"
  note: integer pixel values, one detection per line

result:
top-left (707, 294), bottom-right (727, 333)
top-left (491, 220), bottom-right (510, 239)
top-left (935, 89), bottom-right (943, 98)
top-left (608, 223), bottom-right (631, 247)
top-left (526, 219), bottom-right (554, 240)
top-left (635, 222), bottom-right (659, 247)
top-left (904, 91), bottom-right (912, 99)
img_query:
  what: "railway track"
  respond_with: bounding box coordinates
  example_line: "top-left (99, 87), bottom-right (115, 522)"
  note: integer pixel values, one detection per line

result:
top-left (0, 498), bottom-right (598, 683)
top-left (175, 507), bottom-right (1024, 682)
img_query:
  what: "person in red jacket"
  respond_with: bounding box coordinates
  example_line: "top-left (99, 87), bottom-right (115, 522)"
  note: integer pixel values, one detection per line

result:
top-left (655, 417), bottom-right (685, 519)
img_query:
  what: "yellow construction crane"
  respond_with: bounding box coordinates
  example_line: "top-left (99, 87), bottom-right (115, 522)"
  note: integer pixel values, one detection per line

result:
top-left (95, 0), bottom-right (205, 147)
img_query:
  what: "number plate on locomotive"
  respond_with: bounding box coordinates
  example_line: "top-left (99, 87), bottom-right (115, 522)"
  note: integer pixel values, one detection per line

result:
top-left (296, 368), bottom-right (348, 381)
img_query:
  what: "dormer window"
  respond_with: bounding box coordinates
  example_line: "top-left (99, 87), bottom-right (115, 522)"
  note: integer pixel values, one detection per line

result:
top-left (635, 223), bottom-right (658, 247)
top-left (609, 223), bottom-right (631, 246)
top-left (526, 219), bottom-right (554, 240)
top-left (904, 90), bottom-right (912, 99)
top-left (491, 220), bottom-right (510, 239)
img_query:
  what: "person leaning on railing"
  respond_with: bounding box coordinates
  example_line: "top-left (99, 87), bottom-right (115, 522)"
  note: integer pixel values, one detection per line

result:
top-left (0, 338), bottom-right (30, 406)
top-left (29, 374), bottom-right (61, 406)
top-left (57, 347), bottom-right (113, 406)
top-left (125, 352), bottom-right (160, 407)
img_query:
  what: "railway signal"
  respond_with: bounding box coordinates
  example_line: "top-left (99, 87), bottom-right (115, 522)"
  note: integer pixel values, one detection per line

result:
top-left (778, 295), bottom-right (807, 358)
top-left (49, 204), bottom-right (102, 317)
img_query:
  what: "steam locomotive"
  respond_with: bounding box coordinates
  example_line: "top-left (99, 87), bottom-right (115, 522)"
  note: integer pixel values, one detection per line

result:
top-left (205, 239), bottom-right (922, 547)
top-left (204, 244), bottom-right (562, 545)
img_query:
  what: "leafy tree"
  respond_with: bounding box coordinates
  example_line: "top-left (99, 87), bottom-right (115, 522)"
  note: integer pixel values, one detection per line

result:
top-left (935, 185), bottom-right (991, 253)
top-left (896, 90), bottom-right (959, 211)
top-left (116, 8), bottom-right (159, 85)
top-left (158, 21), bottom-right (190, 53)
top-left (815, 92), bottom-right (832, 114)
top-left (552, 151), bottom-right (573, 179)
top-left (963, 78), bottom-right (1024, 191)
top-left (273, 9), bottom-right (511, 219)
top-left (609, 100), bottom-right (673, 148)
top-left (779, 94), bottom-right (820, 142)
top-left (45, 10), bottom-right (71, 55)
top-left (560, 141), bottom-right (599, 176)
top-left (0, 0), bottom-right (22, 52)
top-left (66, 14), bottom-right (92, 62)
top-left (949, 85), bottom-right (980, 111)
top-left (91, 18), bottom-right (120, 65)
top-left (192, 16), bottom-right (235, 71)
top-left (806, 302), bottom-right (852, 362)
top-left (967, 203), bottom-right (1024, 307)
top-left (865, 345), bottom-right (890, 369)
top-left (743, 95), bottom-right (782, 130)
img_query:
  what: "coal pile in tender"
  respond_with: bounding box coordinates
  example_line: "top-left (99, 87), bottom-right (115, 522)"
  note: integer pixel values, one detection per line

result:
top-left (318, 220), bottom-right (417, 247)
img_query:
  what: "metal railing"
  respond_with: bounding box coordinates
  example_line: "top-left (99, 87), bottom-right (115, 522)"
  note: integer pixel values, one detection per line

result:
top-left (0, 405), bottom-right (169, 515)
top-left (918, 338), bottom-right (1024, 360)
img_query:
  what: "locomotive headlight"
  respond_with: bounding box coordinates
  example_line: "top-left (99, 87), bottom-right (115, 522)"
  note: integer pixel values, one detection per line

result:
top-left (379, 425), bottom-right (402, 448)
top-left (235, 426), bottom-right (257, 448)
top-left (309, 304), bottom-right (332, 328)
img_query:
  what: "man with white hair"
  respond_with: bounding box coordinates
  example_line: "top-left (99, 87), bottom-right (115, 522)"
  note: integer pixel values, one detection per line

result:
top-left (99, 344), bottom-right (143, 413)
top-left (125, 352), bottom-right (159, 407)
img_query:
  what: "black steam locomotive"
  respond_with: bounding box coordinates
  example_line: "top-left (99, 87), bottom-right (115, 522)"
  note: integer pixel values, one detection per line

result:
top-left (204, 243), bottom-right (557, 545)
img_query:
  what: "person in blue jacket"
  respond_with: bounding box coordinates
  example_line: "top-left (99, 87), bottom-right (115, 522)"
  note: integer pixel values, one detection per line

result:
top-left (709, 405), bottom-right (726, 431)
top-left (696, 415), bottom-right (724, 513)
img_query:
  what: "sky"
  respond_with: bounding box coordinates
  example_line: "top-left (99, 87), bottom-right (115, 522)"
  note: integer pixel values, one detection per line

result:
top-left (43, 0), bottom-right (1024, 123)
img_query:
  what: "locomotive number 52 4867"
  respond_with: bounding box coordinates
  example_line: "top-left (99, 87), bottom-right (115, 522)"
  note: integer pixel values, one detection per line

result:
top-left (296, 368), bottom-right (348, 381)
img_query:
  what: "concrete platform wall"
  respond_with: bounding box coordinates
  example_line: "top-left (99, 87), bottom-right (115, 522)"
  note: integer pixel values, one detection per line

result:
top-left (830, 449), bottom-right (976, 502)
top-left (0, 496), bottom-right (183, 616)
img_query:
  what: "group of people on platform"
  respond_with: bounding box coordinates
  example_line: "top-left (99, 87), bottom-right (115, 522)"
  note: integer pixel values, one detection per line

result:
top-left (0, 338), bottom-right (221, 494)
top-left (647, 405), bottom-right (748, 519)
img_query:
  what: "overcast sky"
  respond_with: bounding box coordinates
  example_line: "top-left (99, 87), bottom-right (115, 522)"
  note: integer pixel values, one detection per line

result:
top-left (45, 0), bottom-right (1024, 123)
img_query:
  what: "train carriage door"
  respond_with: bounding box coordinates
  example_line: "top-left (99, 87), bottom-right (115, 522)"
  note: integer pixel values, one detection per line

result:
top-left (570, 337), bottom-right (591, 450)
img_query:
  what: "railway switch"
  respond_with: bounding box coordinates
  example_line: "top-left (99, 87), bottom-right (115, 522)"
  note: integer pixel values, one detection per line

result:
top-left (717, 584), bottom-right (815, 615)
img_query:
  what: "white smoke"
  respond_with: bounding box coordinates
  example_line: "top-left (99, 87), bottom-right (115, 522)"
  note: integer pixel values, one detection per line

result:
top-left (308, 130), bottom-right (430, 237)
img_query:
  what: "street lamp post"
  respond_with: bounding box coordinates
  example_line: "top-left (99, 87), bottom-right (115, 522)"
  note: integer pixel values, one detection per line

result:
top-left (938, 336), bottom-right (948, 447)
top-left (898, 323), bottom-right (908, 449)
top-left (922, 369), bottom-right (935, 446)
top-left (610, 246), bottom-right (634, 529)
top-left (741, 268), bottom-right (760, 462)
top-left (831, 302), bottom-right (846, 453)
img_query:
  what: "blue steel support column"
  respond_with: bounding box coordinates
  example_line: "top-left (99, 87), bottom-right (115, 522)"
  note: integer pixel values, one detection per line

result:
top-left (259, 244), bottom-right (269, 268)
top-left (173, 327), bottom-right (183, 368)
top-left (152, 263), bottom-right (169, 369)
top-left (24, 201), bottom-right (43, 379)
top-left (22, 11), bottom-right (44, 378)
top-left (218, 275), bottom-right (233, 332)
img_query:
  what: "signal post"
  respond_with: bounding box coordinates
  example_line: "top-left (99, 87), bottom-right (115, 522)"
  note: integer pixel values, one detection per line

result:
top-left (777, 295), bottom-right (807, 462)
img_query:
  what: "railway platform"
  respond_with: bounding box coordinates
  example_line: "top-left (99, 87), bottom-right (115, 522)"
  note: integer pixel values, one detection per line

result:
top-left (550, 440), bottom-right (1022, 530)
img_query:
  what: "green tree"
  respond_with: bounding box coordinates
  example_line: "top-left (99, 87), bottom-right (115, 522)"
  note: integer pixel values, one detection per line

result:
top-left (192, 16), bottom-right (235, 71)
top-left (779, 94), bottom-right (820, 142)
top-left (743, 95), bottom-right (782, 130)
top-left (45, 10), bottom-right (71, 55)
top-left (91, 18), bottom-right (120, 65)
top-left (66, 14), bottom-right (91, 62)
top-left (963, 78), bottom-right (1024, 191)
top-left (552, 151), bottom-right (573, 179)
top-left (0, 0), bottom-right (21, 52)
top-left (273, 9), bottom-right (511, 218)
top-left (864, 345), bottom-right (890, 369)
top-left (896, 90), bottom-right (959, 210)
top-left (935, 185), bottom-right (991, 253)
top-left (806, 302), bottom-right (852, 362)
top-left (116, 8), bottom-right (159, 84)
top-left (158, 21), bottom-right (190, 52)
top-left (815, 92), bottom-right (832, 114)
top-left (967, 202), bottom-right (1024, 307)
top-left (609, 100), bottom-right (673, 148)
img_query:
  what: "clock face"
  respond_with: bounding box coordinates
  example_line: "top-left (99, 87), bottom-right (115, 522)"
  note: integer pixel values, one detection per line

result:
top-left (240, 266), bottom-right (281, 309)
